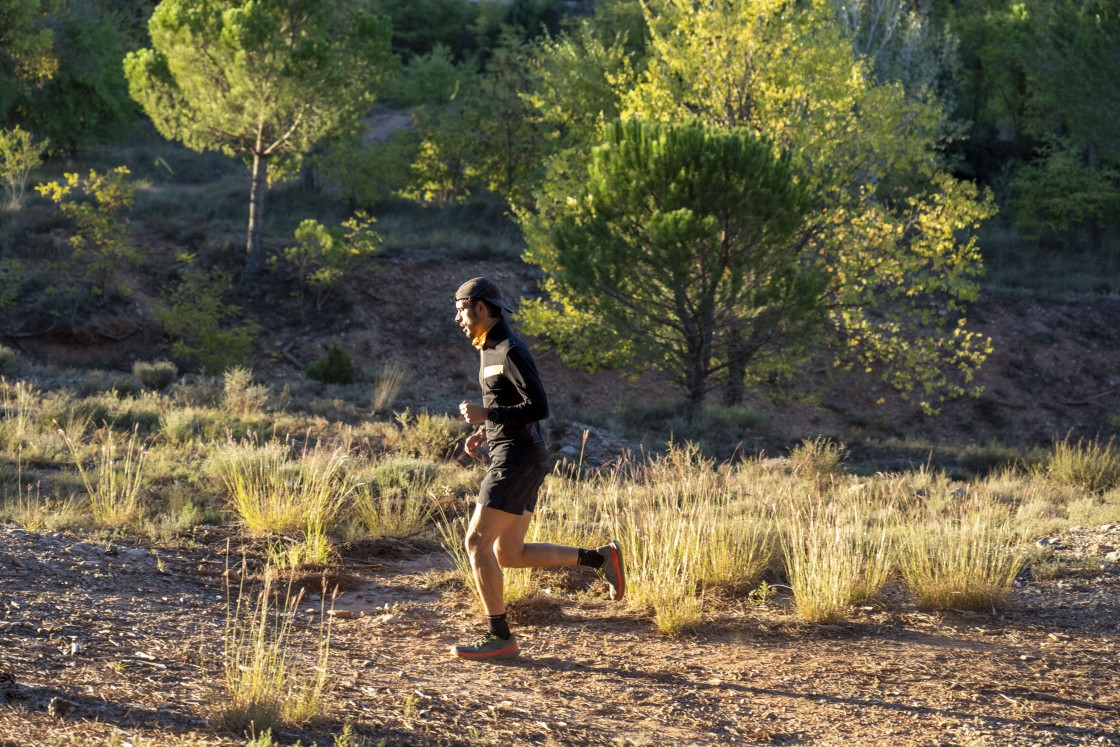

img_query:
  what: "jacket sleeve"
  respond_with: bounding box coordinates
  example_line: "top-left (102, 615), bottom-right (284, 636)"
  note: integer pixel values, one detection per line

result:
top-left (487, 345), bottom-right (549, 426)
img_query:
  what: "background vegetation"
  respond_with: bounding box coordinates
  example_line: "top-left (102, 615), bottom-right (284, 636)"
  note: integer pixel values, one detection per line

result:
top-left (2, 0), bottom-right (1119, 740)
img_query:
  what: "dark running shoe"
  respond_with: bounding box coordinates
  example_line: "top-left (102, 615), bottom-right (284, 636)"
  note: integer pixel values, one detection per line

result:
top-left (451, 632), bottom-right (520, 661)
top-left (595, 540), bottom-right (626, 601)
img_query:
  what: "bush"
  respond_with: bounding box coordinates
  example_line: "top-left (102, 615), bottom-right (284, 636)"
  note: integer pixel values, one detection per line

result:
top-left (223, 367), bottom-right (270, 416)
top-left (133, 359), bottom-right (179, 390)
top-left (0, 344), bottom-right (20, 374)
top-left (155, 256), bottom-right (260, 374)
top-left (307, 346), bottom-right (355, 385)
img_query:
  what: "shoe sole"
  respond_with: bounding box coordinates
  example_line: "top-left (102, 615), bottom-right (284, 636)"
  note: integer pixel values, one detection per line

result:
top-left (450, 642), bottom-right (521, 660)
top-left (452, 647), bottom-right (520, 661)
top-left (605, 540), bottom-right (625, 601)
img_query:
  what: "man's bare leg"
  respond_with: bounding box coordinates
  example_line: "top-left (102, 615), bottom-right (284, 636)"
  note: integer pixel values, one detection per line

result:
top-left (464, 505), bottom-right (578, 616)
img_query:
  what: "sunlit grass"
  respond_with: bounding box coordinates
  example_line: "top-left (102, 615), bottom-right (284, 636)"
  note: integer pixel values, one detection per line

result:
top-left (897, 498), bottom-right (1027, 611)
top-left (61, 424), bottom-right (149, 528)
top-left (781, 491), bottom-right (894, 624)
top-left (213, 563), bottom-right (333, 734)
top-left (1042, 436), bottom-right (1120, 494)
top-left (207, 440), bottom-right (358, 569)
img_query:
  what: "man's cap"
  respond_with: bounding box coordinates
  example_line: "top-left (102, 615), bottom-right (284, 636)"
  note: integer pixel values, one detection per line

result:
top-left (455, 277), bottom-right (515, 313)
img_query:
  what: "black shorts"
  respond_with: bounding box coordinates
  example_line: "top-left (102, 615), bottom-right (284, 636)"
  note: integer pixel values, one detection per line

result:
top-left (477, 459), bottom-right (548, 515)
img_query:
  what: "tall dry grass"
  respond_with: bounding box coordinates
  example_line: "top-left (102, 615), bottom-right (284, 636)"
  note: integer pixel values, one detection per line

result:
top-left (214, 563), bottom-right (333, 734)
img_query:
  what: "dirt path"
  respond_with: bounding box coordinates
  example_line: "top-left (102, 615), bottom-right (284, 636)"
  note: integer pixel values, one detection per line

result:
top-left (2, 524), bottom-right (1119, 746)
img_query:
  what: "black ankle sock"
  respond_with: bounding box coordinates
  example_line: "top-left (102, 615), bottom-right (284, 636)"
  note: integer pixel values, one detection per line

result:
top-left (577, 548), bottom-right (604, 569)
top-left (488, 613), bottom-right (511, 640)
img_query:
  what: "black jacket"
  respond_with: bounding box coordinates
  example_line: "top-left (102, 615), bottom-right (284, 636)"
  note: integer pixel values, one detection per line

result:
top-left (477, 318), bottom-right (549, 454)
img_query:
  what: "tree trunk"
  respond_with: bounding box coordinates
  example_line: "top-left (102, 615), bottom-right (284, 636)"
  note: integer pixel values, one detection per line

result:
top-left (723, 325), bottom-right (747, 407)
top-left (245, 149), bottom-right (268, 277)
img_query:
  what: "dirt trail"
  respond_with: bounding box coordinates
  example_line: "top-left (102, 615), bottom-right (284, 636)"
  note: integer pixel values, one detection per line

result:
top-left (2, 524), bottom-right (1119, 746)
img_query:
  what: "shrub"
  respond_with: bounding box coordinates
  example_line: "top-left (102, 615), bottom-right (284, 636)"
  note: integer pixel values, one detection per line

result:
top-left (394, 408), bottom-right (461, 461)
top-left (0, 343), bottom-right (20, 374)
top-left (35, 166), bottom-right (138, 295)
top-left (781, 494), bottom-right (893, 624)
top-left (207, 440), bottom-right (353, 540)
top-left (223, 366), bottom-right (270, 416)
top-left (133, 359), bottom-right (178, 390)
top-left (0, 126), bottom-right (48, 209)
top-left (371, 361), bottom-right (407, 413)
top-left (789, 437), bottom-right (849, 483)
top-left (61, 424), bottom-right (149, 528)
top-left (307, 346), bottom-right (355, 385)
top-left (155, 255), bottom-right (260, 374)
top-left (214, 569), bottom-right (333, 733)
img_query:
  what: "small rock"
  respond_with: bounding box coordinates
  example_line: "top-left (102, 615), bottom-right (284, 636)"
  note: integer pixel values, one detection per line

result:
top-left (1105, 551), bottom-right (1120, 563)
top-left (47, 697), bottom-right (73, 718)
top-left (124, 549), bottom-right (147, 562)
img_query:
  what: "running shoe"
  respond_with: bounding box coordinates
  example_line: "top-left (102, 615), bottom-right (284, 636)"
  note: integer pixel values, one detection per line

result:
top-left (450, 632), bottom-right (520, 661)
top-left (595, 540), bottom-right (626, 601)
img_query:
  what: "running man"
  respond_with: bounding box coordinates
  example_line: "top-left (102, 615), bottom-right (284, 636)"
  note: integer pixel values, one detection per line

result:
top-left (451, 277), bottom-right (624, 661)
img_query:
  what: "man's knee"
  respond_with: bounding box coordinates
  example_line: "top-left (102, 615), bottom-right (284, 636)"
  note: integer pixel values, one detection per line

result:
top-left (494, 539), bottom-right (523, 568)
top-left (464, 528), bottom-right (485, 558)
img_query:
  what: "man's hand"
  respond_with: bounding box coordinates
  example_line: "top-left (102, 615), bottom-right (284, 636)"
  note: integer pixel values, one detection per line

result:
top-left (464, 430), bottom-right (486, 459)
top-left (459, 400), bottom-right (487, 425)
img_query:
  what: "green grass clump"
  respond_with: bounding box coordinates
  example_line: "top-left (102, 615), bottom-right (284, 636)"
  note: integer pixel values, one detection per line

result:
top-left (223, 366), bottom-right (270, 417)
top-left (781, 493), bottom-right (893, 624)
top-left (897, 499), bottom-right (1026, 612)
top-left (214, 568), bottom-right (333, 734)
top-left (1042, 437), bottom-right (1120, 494)
top-left (133, 359), bottom-right (179, 390)
top-left (62, 424), bottom-right (149, 529)
top-left (207, 440), bottom-right (352, 542)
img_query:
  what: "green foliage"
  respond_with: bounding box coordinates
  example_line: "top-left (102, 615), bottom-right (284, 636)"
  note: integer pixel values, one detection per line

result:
top-left (835, 0), bottom-right (962, 101)
top-left (0, 0), bottom-right (58, 120)
top-left (464, 33), bottom-right (546, 206)
top-left (1005, 0), bottom-right (1120, 241)
top-left (380, 44), bottom-right (471, 107)
top-left (1011, 136), bottom-right (1120, 240)
top-left (375, 0), bottom-right (480, 62)
top-left (314, 129), bottom-right (419, 209)
top-left (273, 212), bottom-right (381, 315)
top-left (35, 166), bottom-right (138, 295)
top-left (0, 257), bottom-right (22, 311)
top-left (400, 103), bottom-right (477, 206)
top-left (19, 5), bottom-right (135, 153)
top-left (524, 119), bottom-right (821, 407)
top-left (154, 254), bottom-right (260, 374)
top-left (307, 346), bottom-right (355, 386)
top-left (401, 32), bottom-right (548, 208)
top-left (613, 0), bottom-right (996, 408)
top-left (0, 125), bottom-right (47, 207)
top-left (124, 0), bottom-right (393, 275)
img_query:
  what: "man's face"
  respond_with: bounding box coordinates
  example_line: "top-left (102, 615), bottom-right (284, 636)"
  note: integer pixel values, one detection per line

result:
top-left (454, 298), bottom-right (486, 339)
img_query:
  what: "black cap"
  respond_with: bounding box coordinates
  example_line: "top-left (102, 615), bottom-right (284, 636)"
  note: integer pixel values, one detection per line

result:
top-left (454, 277), bottom-right (515, 313)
